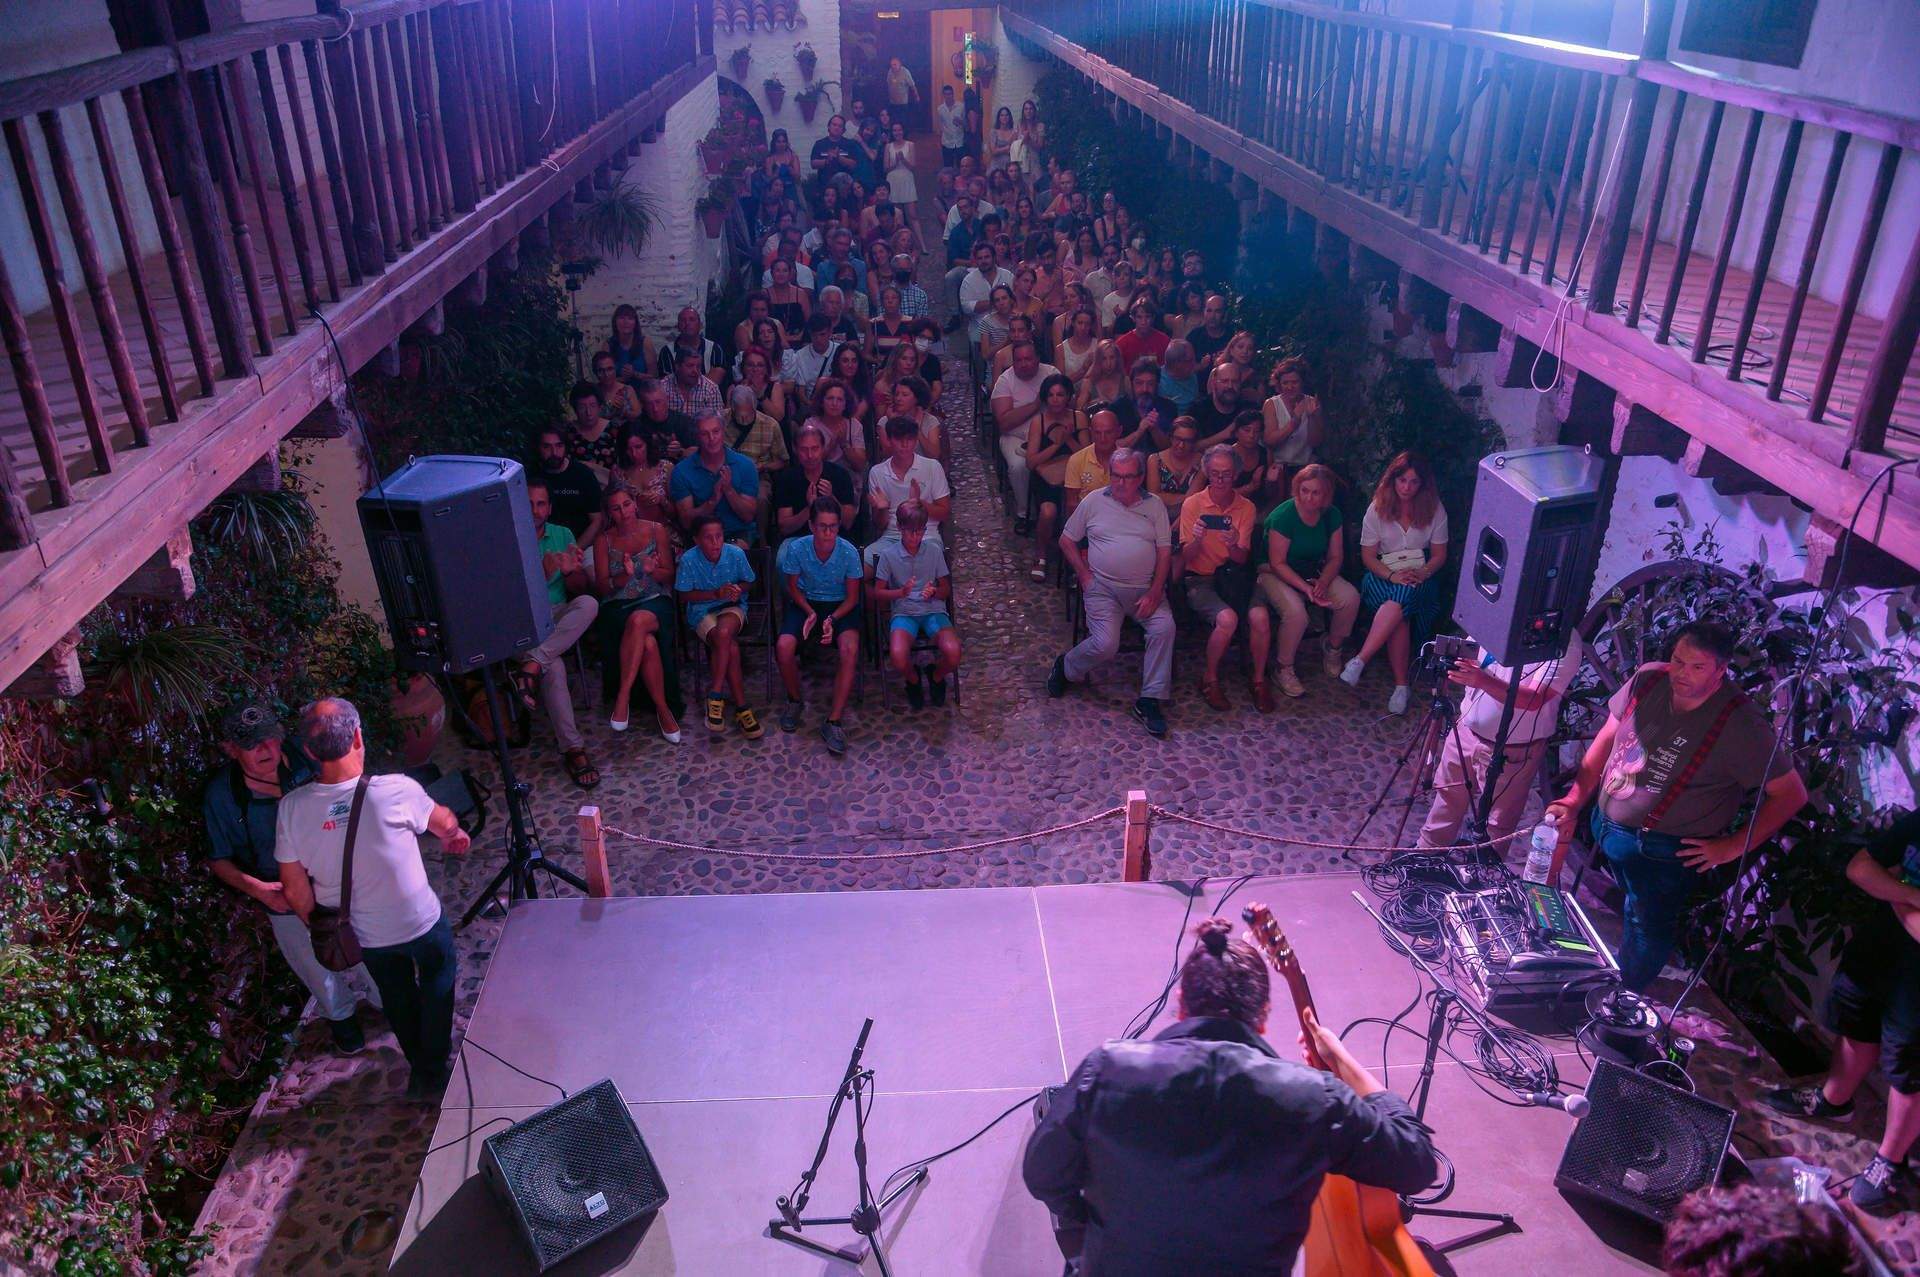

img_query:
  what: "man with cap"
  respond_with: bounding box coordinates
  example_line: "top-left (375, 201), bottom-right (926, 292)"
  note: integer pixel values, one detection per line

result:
top-left (202, 702), bottom-right (372, 1053)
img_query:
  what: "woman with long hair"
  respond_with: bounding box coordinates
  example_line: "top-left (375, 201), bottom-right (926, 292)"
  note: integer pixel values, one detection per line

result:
top-left (911, 318), bottom-right (945, 402)
top-left (1010, 195), bottom-right (1039, 245)
top-left (1076, 339), bottom-right (1128, 410)
top-left (1024, 373), bottom-right (1087, 582)
top-left (1168, 282), bottom-right (1207, 341)
top-left (873, 338), bottom-right (920, 412)
top-left (1228, 409), bottom-right (1269, 506)
top-left (1093, 192), bottom-right (1122, 250)
top-left (606, 304), bottom-right (652, 382)
top-left (1063, 228), bottom-right (1100, 284)
top-left (1342, 452), bottom-right (1449, 715)
top-left (735, 343), bottom-right (790, 427)
top-left (1055, 308), bottom-right (1100, 385)
top-left (803, 376), bottom-right (867, 476)
top-left (869, 284), bottom-right (913, 366)
top-left (612, 421), bottom-right (677, 536)
top-left (591, 349), bottom-right (642, 422)
top-left (886, 375), bottom-right (946, 465)
top-left (1146, 416), bottom-right (1203, 518)
top-left (1013, 98), bottom-right (1046, 169)
top-left (989, 105), bottom-right (1017, 171)
top-left (1053, 284), bottom-right (1095, 349)
top-left (768, 127), bottom-right (802, 181)
top-left (1011, 265), bottom-right (1047, 338)
top-left (592, 486), bottom-right (682, 742)
top-left (830, 343), bottom-right (873, 426)
top-left (977, 285), bottom-right (1017, 369)
top-left (766, 257), bottom-right (811, 347)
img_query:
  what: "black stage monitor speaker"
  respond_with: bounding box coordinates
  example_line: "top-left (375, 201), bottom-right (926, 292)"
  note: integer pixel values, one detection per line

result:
top-left (1453, 445), bottom-right (1608, 667)
top-left (358, 456), bottom-right (550, 672)
top-left (480, 1078), bottom-right (670, 1272)
top-left (1554, 1057), bottom-right (1734, 1225)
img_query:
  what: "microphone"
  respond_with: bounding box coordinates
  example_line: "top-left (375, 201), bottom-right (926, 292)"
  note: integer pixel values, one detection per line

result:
top-left (1523, 1091), bottom-right (1590, 1118)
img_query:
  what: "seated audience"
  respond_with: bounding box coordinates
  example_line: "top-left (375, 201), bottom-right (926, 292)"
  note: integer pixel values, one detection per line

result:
top-left (1048, 448), bottom-right (1174, 739)
top-left (1187, 293), bottom-right (1233, 366)
top-left (612, 421), bottom-right (678, 535)
top-left (1342, 452), bottom-right (1449, 716)
top-left (873, 499), bottom-right (962, 709)
top-left (775, 423), bottom-right (860, 538)
top-left (1076, 339), bottom-right (1129, 411)
top-left (722, 384), bottom-right (789, 476)
top-left (593, 486), bottom-right (683, 743)
top-left (867, 416), bottom-right (953, 553)
top-left (1190, 362), bottom-right (1245, 447)
top-left (1158, 339), bottom-right (1201, 413)
top-left (274, 698), bottom-right (471, 1100)
top-left (675, 515), bottom-right (763, 738)
top-left (592, 351), bottom-right (643, 422)
top-left (655, 306), bottom-right (726, 382)
top-left (1262, 356), bottom-right (1324, 484)
top-left (606, 303), bottom-right (653, 381)
top-left (885, 375), bottom-right (946, 463)
top-left (1025, 374), bottom-right (1088, 581)
top-left (830, 342), bottom-right (874, 424)
top-left (525, 479), bottom-right (602, 788)
top-left (1147, 417), bottom-right (1203, 518)
top-left (774, 498), bottom-right (864, 755)
top-left (792, 314), bottom-right (844, 398)
top-left (1055, 308), bottom-right (1100, 384)
top-left (671, 414), bottom-right (762, 546)
top-left (665, 345), bottom-right (723, 421)
top-left (1178, 445), bottom-right (1272, 712)
top-left (991, 341), bottom-right (1061, 532)
top-left (534, 426), bottom-right (604, 548)
top-left (1109, 357), bottom-right (1177, 452)
top-left (734, 340), bottom-right (791, 426)
top-left (1258, 464), bottom-right (1360, 699)
top-left (803, 377), bottom-right (868, 477)
top-left (632, 376), bottom-right (697, 463)
top-left (1065, 409), bottom-right (1124, 515)
top-left (566, 382), bottom-right (618, 473)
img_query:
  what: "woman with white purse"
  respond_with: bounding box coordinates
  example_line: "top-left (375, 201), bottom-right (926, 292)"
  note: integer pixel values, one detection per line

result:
top-left (1340, 452), bottom-right (1449, 715)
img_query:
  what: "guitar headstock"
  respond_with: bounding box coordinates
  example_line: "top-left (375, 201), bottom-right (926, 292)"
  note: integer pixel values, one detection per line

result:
top-left (1242, 903), bottom-right (1296, 971)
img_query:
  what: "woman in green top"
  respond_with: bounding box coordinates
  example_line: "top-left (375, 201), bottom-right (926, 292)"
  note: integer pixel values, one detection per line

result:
top-left (1254, 464), bottom-right (1362, 698)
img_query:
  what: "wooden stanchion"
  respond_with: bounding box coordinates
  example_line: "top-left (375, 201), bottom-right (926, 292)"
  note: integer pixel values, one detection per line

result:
top-left (1123, 789), bottom-right (1151, 882)
top-left (578, 804), bottom-right (609, 898)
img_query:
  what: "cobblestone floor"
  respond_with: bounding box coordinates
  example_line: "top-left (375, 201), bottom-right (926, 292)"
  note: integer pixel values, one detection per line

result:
top-left (190, 162), bottom-right (1920, 1275)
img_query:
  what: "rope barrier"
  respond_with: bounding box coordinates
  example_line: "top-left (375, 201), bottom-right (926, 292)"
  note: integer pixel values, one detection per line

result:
top-left (1147, 806), bottom-right (1526, 857)
top-left (601, 805), bottom-right (1126, 863)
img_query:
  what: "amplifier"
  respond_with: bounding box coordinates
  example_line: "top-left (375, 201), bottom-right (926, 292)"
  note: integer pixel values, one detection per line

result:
top-left (1556, 1058), bottom-right (1735, 1224)
top-left (1444, 882), bottom-right (1618, 1014)
top-left (480, 1079), bottom-right (669, 1271)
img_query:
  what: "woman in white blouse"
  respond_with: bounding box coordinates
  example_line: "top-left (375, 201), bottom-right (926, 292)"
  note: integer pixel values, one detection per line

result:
top-left (1340, 452), bottom-right (1449, 715)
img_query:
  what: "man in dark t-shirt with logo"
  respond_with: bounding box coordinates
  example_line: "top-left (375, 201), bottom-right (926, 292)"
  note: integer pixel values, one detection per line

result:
top-left (1547, 621), bottom-right (1807, 991)
top-left (1760, 808), bottom-right (1920, 1212)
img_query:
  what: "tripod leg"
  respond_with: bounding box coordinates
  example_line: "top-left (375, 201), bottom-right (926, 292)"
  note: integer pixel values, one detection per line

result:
top-left (458, 858), bottom-right (522, 928)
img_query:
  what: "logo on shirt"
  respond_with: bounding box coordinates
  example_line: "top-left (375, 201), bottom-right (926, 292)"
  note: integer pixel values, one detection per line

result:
top-left (320, 798), bottom-right (351, 831)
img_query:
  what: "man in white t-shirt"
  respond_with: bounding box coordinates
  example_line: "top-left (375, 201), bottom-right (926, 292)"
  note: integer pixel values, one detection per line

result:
top-left (935, 84), bottom-right (967, 167)
top-left (958, 241), bottom-right (1014, 341)
top-left (991, 341), bottom-right (1059, 532)
top-left (866, 415), bottom-right (953, 557)
top-left (276, 698), bottom-right (471, 1100)
top-left (1419, 632), bottom-right (1583, 850)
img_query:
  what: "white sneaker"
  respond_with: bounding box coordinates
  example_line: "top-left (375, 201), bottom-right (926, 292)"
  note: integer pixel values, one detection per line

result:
top-left (1340, 657), bottom-right (1366, 687)
top-left (1387, 685), bottom-right (1411, 715)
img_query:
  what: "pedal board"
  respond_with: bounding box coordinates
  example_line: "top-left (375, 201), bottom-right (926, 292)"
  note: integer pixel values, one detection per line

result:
top-left (1444, 882), bottom-right (1618, 1014)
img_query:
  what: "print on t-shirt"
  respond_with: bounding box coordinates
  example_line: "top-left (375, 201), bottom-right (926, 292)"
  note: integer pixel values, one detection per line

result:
top-left (1603, 722), bottom-right (1693, 808)
top-left (320, 796), bottom-right (352, 831)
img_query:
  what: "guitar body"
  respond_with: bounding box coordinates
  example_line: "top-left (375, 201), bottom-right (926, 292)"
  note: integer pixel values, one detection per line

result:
top-left (1244, 904), bottom-right (1436, 1277)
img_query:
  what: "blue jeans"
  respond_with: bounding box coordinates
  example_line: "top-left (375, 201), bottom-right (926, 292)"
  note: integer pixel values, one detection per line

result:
top-left (1590, 811), bottom-right (1696, 991)
top-left (360, 913), bottom-right (457, 1082)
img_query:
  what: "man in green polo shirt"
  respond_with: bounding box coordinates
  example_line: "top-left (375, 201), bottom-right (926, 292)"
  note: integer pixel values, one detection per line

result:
top-left (202, 702), bottom-right (369, 1053)
top-left (526, 478), bottom-right (602, 789)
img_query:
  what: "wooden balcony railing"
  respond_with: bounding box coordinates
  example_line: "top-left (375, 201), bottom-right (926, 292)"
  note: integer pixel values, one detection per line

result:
top-left (1008, 0), bottom-right (1920, 460)
top-left (0, 0), bottom-right (712, 555)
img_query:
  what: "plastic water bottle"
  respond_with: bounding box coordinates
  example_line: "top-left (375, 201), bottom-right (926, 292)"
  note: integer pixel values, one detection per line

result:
top-left (1523, 814), bottom-right (1559, 885)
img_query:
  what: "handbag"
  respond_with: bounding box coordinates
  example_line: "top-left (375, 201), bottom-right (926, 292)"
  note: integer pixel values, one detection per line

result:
top-left (1212, 560), bottom-right (1255, 612)
top-left (307, 776), bottom-right (370, 973)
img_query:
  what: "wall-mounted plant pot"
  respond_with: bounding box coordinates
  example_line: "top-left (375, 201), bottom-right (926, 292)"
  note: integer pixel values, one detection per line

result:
top-left (766, 85), bottom-right (785, 112)
top-left (796, 52), bottom-right (817, 80)
top-left (797, 96), bottom-right (818, 124)
top-left (729, 49), bottom-right (752, 79)
top-left (700, 206), bottom-right (726, 238)
top-left (699, 142), bottom-right (725, 174)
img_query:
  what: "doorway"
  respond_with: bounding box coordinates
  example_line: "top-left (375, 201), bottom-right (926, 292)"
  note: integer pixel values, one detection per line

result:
top-left (843, 6), bottom-right (934, 132)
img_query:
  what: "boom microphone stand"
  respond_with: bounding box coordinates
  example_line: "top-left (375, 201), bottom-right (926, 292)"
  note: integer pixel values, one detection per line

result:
top-left (769, 1019), bottom-right (925, 1274)
top-left (456, 663), bottom-right (589, 927)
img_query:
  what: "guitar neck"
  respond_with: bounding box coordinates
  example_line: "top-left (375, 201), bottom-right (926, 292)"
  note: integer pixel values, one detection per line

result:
top-left (1278, 959), bottom-right (1326, 1073)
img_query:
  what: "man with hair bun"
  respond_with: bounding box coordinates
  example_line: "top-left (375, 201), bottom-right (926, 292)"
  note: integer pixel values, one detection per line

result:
top-left (1024, 917), bottom-right (1436, 1273)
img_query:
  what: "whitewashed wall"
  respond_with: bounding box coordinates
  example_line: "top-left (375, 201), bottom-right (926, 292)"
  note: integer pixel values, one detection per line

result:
top-left (714, 0), bottom-right (843, 158)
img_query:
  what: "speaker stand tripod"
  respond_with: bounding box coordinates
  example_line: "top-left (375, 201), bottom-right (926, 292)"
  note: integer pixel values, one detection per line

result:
top-left (769, 1019), bottom-right (924, 1275)
top-left (1344, 675), bottom-right (1473, 860)
top-left (457, 664), bottom-right (589, 928)
top-left (1399, 988), bottom-right (1522, 1253)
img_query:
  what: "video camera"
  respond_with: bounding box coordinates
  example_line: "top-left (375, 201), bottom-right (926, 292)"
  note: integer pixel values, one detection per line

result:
top-left (1415, 634), bottom-right (1479, 688)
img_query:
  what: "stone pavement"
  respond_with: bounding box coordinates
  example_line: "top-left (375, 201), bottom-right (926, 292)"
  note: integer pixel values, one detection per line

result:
top-left (189, 163), bottom-right (1920, 1276)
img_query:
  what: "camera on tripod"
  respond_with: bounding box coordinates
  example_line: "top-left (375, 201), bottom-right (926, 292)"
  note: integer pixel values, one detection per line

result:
top-left (1416, 634), bottom-right (1479, 688)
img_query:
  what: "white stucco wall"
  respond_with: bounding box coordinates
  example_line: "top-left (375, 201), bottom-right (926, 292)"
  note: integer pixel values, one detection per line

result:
top-left (573, 70), bottom-right (729, 355)
top-left (714, 0), bottom-right (842, 158)
top-left (991, 9), bottom-right (1047, 122)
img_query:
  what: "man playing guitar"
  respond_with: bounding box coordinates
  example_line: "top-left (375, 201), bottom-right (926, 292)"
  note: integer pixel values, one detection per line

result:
top-left (1023, 918), bottom-right (1438, 1275)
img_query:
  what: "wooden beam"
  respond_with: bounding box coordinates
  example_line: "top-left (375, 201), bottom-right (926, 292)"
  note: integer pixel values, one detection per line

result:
top-left (371, 341), bottom-right (402, 378)
top-left (1804, 513), bottom-right (1920, 591)
top-left (578, 804), bottom-right (610, 898)
top-left (226, 451), bottom-right (283, 493)
top-left (1552, 372), bottom-right (1616, 450)
top-left (4, 629), bottom-right (81, 699)
top-left (1123, 789), bottom-right (1151, 883)
top-left (1494, 325), bottom-right (1556, 389)
top-left (409, 299), bottom-right (445, 336)
top-left (113, 528), bottom-right (196, 603)
top-left (288, 391), bottom-right (352, 440)
top-left (1397, 269), bottom-right (1447, 332)
top-left (1612, 399), bottom-right (1688, 460)
top-left (1231, 171), bottom-right (1256, 201)
top-left (1315, 223), bottom-right (1349, 283)
top-left (1256, 187), bottom-right (1281, 216)
top-left (1446, 300), bottom-right (1501, 356)
top-left (1348, 243), bottom-right (1394, 285)
top-left (455, 265), bottom-right (488, 307)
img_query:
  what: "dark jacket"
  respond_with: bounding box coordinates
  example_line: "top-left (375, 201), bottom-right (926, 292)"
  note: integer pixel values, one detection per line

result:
top-left (1104, 394), bottom-right (1179, 452)
top-left (1023, 1017), bottom-right (1437, 1277)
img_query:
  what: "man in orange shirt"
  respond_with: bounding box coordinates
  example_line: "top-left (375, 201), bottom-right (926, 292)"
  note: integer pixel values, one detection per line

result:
top-left (1178, 445), bottom-right (1272, 712)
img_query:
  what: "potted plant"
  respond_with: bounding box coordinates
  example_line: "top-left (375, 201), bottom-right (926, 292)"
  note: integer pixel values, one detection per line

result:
top-left (763, 75), bottom-right (785, 112)
top-left (794, 41), bottom-right (817, 80)
top-left (729, 45), bottom-right (752, 79)
top-left (699, 125), bottom-right (730, 174)
top-left (971, 40), bottom-right (999, 85)
top-left (794, 78), bottom-right (837, 124)
top-left (698, 175), bottom-right (736, 238)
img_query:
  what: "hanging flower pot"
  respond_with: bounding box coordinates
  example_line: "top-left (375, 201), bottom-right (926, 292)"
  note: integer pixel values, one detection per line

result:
top-left (764, 77), bottom-right (785, 112)
top-left (729, 46), bottom-right (752, 79)
top-left (794, 41), bottom-right (817, 81)
top-left (796, 92), bottom-right (819, 124)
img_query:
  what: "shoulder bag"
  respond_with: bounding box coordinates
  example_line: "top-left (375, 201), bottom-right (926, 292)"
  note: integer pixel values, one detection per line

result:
top-left (308, 776), bottom-right (370, 972)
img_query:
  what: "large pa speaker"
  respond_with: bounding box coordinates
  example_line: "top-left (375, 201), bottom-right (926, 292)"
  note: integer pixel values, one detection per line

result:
top-left (358, 456), bottom-right (551, 672)
top-left (1554, 1058), bottom-right (1734, 1225)
top-left (1452, 446), bottom-right (1608, 666)
top-left (480, 1079), bottom-right (670, 1271)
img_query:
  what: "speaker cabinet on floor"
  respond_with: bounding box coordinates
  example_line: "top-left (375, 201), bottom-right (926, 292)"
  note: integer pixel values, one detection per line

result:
top-left (480, 1079), bottom-right (670, 1272)
top-left (358, 456), bottom-right (551, 672)
top-left (1554, 1058), bottom-right (1734, 1225)
top-left (1453, 445), bottom-right (1609, 666)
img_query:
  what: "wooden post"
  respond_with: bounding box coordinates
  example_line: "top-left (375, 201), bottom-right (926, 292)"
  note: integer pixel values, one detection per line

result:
top-left (1853, 230), bottom-right (1920, 455)
top-left (1578, 0), bottom-right (1675, 313)
top-left (1419, 2), bottom-right (1474, 227)
top-left (1123, 789), bottom-right (1150, 883)
top-left (579, 805), bottom-right (611, 898)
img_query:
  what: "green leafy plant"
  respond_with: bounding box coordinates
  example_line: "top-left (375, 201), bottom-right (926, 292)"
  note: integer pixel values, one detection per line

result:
top-left (569, 184), bottom-right (660, 262)
top-left (194, 485), bottom-right (316, 573)
top-left (85, 625), bottom-right (253, 723)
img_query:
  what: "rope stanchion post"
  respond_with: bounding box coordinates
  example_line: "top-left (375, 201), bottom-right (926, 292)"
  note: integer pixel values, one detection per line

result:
top-left (1123, 789), bottom-right (1151, 882)
top-left (578, 804), bottom-right (610, 898)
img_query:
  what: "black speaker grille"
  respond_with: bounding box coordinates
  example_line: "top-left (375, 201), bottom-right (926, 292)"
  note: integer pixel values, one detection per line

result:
top-left (1554, 1058), bottom-right (1733, 1224)
top-left (482, 1079), bottom-right (668, 1270)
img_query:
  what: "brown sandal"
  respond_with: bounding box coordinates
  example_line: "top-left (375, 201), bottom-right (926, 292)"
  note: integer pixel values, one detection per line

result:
top-left (562, 748), bottom-right (599, 789)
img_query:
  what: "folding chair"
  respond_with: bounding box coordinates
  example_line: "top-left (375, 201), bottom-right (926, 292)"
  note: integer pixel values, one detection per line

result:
top-left (765, 535), bottom-right (865, 707)
top-left (872, 543), bottom-right (964, 708)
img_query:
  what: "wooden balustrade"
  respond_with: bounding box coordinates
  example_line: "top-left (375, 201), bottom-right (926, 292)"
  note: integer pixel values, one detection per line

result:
top-left (0, 0), bottom-right (704, 553)
top-left (1010, 0), bottom-right (1920, 460)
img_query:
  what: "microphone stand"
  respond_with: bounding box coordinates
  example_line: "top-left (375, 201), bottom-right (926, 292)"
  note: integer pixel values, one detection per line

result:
top-left (768, 1019), bottom-right (925, 1274)
top-left (1352, 893), bottom-right (1521, 1255)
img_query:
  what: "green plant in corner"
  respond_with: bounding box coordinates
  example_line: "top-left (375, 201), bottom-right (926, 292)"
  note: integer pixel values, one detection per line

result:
top-left (569, 184), bottom-right (660, 262)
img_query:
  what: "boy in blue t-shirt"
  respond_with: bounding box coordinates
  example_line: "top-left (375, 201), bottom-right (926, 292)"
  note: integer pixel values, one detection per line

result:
top-left (870, 499), bottom-right (962, 709)
top-left (674, 516), bottom-right (762, 737)
top-left (773, 497), bottom-right (864, 755)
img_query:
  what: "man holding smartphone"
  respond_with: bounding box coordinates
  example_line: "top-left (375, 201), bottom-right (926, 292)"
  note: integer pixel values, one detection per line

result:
top-left (1176, 445), bottom-right (1272, 712)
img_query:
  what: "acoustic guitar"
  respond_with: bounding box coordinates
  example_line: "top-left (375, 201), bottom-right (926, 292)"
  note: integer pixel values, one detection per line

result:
top-left (1243, 903), bottom-right (1435, 1277)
